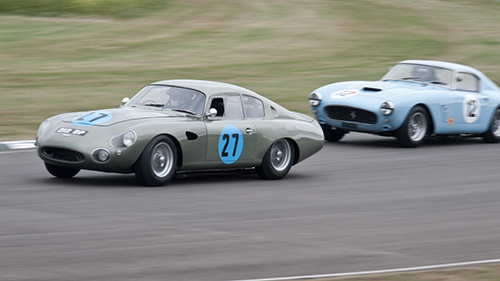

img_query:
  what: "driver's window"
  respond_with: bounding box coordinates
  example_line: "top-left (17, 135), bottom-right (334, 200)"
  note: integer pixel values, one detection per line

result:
top-left (456, 72), bottom-right (479, 92)
top-left (209, 94), bottom-right (244, 119)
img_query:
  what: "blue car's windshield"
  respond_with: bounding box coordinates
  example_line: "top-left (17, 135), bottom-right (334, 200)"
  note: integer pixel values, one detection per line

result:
top-left (382, 63), bottom-right (454, 88)
top-left (124, 85), bottom-right (206, 116)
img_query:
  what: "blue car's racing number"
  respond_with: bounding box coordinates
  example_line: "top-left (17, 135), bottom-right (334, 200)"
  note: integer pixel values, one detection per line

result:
top-left (218, 125), bottom-right (243, 164)
top-left (73, 111), bottom-right (112, 126)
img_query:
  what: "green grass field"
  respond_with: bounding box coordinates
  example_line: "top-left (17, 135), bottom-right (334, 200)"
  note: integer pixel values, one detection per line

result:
top-left (1, 1), bottom-right (500, 279)
top-left (1, 0), bottom-right (500, 141)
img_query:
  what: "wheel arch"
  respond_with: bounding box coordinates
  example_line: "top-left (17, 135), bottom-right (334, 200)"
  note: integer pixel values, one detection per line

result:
top-left (285, 137), bottom-right (300, 166)
top-left (399, 103), bottom-right (435, 134)
top-left (137, 133), bottom-right (183, 169)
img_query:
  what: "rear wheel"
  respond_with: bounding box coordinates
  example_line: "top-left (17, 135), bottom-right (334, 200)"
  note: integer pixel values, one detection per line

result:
top-left (395, 106), bottom-right (429, 148)
top-left (45, 162), bottom-right (80, 178)
top-left (135, 136), bottom-right (177, 186)
top-left (482, 108), bottom-right (500, 143)
top-left (256, 139), bottom-right (295, 180)
top-left (321, 124), bottom-right (346, 142)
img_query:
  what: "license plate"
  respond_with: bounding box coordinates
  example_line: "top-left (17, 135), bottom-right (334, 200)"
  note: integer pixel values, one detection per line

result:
top-left (55, 127), bottom-right (88, 136)
top-left (341, 122), bottom-right (357, 129)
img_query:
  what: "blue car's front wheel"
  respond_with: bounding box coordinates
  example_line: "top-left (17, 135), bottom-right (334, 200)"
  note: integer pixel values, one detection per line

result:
top-left (396, 106), bottom-right (429, 148)
top-left (321, 124), bottom-right (346, 142)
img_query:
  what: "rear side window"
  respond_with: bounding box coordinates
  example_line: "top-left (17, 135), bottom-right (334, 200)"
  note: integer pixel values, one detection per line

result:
top-left (456, 72), bottom-right (479, 92)
top-left (242, 95), bottom-right (265, 118)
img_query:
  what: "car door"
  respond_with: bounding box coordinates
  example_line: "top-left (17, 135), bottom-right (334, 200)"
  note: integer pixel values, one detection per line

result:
top-left (452, 72), bottom-right (490, 131)
top-left (205, 93), bottom-right (257, 166)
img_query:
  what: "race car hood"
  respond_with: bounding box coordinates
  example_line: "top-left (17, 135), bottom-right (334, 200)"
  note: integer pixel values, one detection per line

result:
top-left (317, 80), bottom-right (443, 101)
top-left (61, 108), bottom-right (191, 127)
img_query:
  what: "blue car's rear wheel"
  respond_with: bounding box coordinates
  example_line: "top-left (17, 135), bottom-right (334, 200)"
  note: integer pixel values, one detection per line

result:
top-left (396, 106), bottom-right (429, 148)
top-left (482, 107), bottom-right (500, 143)
top-left (257, 139), bottom-right (294, 180)
top-left (135, 136), bottom-right (177, 186)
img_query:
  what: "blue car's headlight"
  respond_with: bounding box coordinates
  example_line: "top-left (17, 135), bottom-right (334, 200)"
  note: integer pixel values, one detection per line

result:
top-left (380, 101), bottom-right (395, 116)
top-left (111, 130), bottom-right (137, 148)
top-left (308, 92), bottom-right (322, 107)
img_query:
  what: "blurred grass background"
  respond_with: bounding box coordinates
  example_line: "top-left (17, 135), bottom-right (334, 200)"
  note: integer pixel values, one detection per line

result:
top-left (1, 1), bottom-right (500, 279)
top-left (0, 0), bottom-right (500, 141)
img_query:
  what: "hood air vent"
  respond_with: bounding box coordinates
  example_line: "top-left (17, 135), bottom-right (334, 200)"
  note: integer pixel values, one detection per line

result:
top-left (362, 87), bottom-right (382, 92)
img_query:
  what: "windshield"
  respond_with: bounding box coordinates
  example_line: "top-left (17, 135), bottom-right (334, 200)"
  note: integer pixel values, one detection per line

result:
top-left (382, 63), bottom-right (454, 88)
top-left (124, 85), bottom-right (206, 116)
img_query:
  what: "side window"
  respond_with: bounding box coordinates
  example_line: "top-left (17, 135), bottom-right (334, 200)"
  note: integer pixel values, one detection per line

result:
top-left (242, 95), bottom-right (265, 118)
top-left (456, 72), bottom-right (479, 92)
top-left (223, 95), bottom-right (244, 118)
top-left (209, 94), bottom-right (244, 119)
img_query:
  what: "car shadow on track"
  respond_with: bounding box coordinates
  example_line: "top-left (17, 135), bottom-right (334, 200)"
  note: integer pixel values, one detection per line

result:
top-left (36, 169), bottom-right (306, 188)
top-left (330, 134), bottom-right (486, 149)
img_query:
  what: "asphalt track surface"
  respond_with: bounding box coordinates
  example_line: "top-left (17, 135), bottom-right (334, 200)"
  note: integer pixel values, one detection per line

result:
top-left (2, 133), bottom-right (500, 281)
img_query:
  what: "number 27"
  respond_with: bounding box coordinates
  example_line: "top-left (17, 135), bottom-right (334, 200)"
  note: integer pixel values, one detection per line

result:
top-left (221, 133), bottom-right (239, 157)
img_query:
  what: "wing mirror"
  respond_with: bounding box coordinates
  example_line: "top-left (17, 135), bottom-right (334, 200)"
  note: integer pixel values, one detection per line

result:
top-left (206, 108), bottom-right (218, 118)
top-left (121, 97), bottom-right (130, 106)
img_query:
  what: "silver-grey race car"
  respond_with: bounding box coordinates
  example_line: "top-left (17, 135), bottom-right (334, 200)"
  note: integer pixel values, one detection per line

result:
top-left (36, 80), bottom-right (324, 186)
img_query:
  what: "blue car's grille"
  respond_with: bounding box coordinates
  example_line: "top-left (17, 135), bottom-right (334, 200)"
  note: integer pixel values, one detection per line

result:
top-left (324, 106), bottom-right (377, 125)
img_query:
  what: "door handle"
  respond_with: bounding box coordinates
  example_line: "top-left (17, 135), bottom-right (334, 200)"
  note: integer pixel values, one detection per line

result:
top-left (245, 127), bottom-right (254, 134)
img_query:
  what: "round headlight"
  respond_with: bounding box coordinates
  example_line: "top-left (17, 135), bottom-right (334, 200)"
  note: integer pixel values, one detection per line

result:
top-left (111, 130), bottom-right (137, 148)
top-left (380, 101), bottom-right (395, 116)
top-left (122, 130), bottom-right (137, 147)
top-left (308, 92), bottom-right (322, 107)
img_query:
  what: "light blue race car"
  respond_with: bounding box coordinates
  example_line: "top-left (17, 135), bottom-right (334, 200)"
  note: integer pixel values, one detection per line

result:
top-left (308, 60), bottom-right (500, 147)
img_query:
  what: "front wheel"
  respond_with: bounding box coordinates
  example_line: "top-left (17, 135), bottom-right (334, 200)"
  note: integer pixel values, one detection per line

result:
top-left (482, 108), bottom-right (500, 143)
top-left (256, 139), bottom-right (295, 180)
top-left (321, 124), bottom-right (346, 142)
top-left (135, 136), bottom-right (177, 186)
top-left (395, 106), bottom-right (429, 148)
top-left (45, 162), bottom-right (80, 178)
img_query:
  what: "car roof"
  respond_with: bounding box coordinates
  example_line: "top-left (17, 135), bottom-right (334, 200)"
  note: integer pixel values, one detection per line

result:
top-left (399, 60), bottom-right (500, 91)
top-left (150, 79), bottom-right (259, 97)
top-left (400, 60), bottom-right (481, 74)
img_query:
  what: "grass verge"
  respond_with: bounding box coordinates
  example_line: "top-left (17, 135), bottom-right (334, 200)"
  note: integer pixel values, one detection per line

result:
top-left (0, 0), bottom-right (499, 142)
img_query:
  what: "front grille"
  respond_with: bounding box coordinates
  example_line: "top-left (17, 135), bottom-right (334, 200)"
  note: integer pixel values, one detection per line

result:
top-left (324, 105), bottom-right (377, 125)
top-left (42, 147), bottom-right (85, 163)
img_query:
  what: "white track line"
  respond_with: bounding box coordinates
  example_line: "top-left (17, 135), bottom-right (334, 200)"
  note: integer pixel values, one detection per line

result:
top-left (0, 140), bottom-right (36, 150)
top-left (232, 258), bottom-right (500, 281)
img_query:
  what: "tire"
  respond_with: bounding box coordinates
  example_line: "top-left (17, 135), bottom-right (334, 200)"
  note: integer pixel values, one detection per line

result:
top-left (45, 162), bottom-right (80, 178)
top-left (256, 139), bottom-right (295, 180)
top-left (395, 106), bottom-right (429, 148)
top-left (135, 136), bottom-right (177, 186)
top-left (321, 124), bottom-right (346, 142)
top-left (482, 108), bottom-right (500, 143)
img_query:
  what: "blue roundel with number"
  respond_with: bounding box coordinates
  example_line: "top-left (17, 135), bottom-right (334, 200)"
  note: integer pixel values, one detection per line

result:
top-left (218, 125), bottom-right (244, 164)
top-left (72, 111), bottom-right (112, 126)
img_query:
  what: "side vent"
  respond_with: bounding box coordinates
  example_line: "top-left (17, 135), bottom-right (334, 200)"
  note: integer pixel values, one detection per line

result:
top-left (186, 131), bottom-right (198, 141)
top-left (271, 106), bottom-right (279, 118)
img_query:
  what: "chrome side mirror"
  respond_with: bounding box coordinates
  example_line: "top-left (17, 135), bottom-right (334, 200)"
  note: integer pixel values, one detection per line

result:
top-left (206, 108), bottom-right (218, 118)
top-left (121, 97), bottom-right (130, 106)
